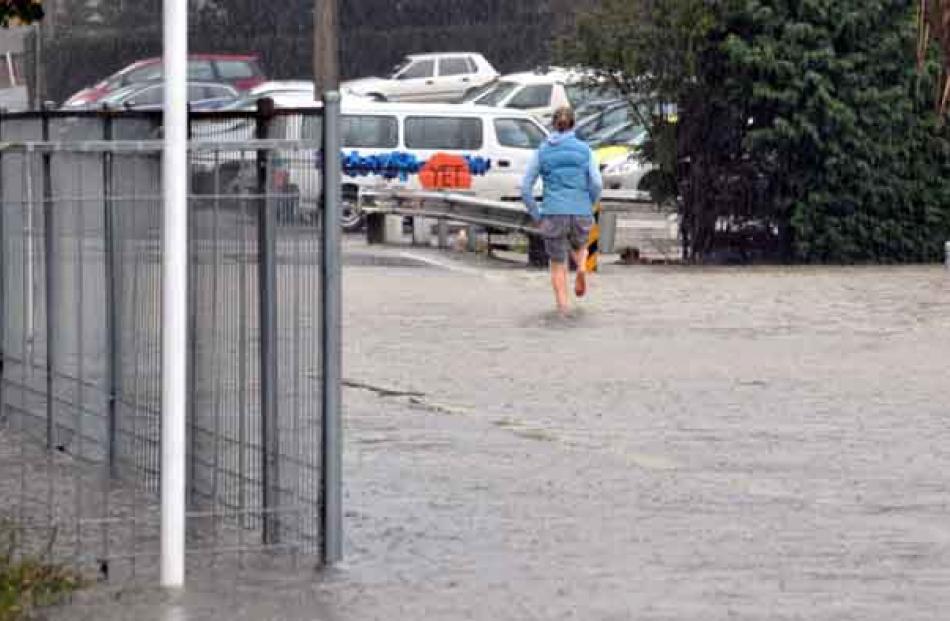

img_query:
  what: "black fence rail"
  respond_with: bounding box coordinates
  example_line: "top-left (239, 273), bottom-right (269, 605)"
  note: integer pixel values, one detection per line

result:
top-left (0, 108), bottom-right (326, 582)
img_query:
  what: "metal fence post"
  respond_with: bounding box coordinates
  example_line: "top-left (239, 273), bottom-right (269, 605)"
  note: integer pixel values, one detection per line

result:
top-left (437, 218), bottom-right (449, 250)
top-left (0, 114), bottom-right (4, 420)
top-left (466, 224), bottom-right (478, 253)
top-left (321, 91), bottom-right (344, 565)
top-left (41, 107), bottom-right (55, 450)
top-left (0, 113), bottom-right (5, 421)
top-left (102, 113), bottom-right (119, 476)
top-left (186, 105), bottom-right (197, 507)
top-left (256, 100), bottom-right (280, 544)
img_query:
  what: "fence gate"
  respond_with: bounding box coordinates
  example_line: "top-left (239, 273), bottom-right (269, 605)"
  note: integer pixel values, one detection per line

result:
top-left (0, 110), bottom-right (327, 582)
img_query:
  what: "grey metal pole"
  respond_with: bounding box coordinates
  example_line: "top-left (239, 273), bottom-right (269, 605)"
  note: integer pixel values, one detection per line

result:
top-left (41, 109), bottom-right (54, 450)
top-left (102, 114), bottom-right (119, 476)
top-left (945, 241), bottom-right (950, 269)
top-left (0, 116), bottom-right (4, 419)
top-left (314, 0), bottom-right (340, 95)
top-left (321, 91), bottom-right (343, 565)
top-left (256, 102), bottom-right (280, 545)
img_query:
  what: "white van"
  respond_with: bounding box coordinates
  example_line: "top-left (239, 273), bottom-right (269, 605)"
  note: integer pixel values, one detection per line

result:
top-left (271, 100), bottom-right (549, 229)
top-left (192, 100), bottom-right (547, 229)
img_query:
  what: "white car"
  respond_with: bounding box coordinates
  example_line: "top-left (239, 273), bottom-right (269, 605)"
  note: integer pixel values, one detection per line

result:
top-left (464, 67), bottom-right (618, 125)
top-left (220, 81), bottom-right (372, 110)
top-left (342, 53), bottom-right (498, 103)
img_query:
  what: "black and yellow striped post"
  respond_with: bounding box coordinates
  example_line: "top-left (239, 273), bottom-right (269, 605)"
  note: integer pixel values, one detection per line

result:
top-left (585, 202), bottom-right (601, 272)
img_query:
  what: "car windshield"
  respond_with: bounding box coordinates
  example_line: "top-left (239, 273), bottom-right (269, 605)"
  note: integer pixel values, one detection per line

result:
top-left (566, 83), bottom-right (623, 108)
top-left (461, 81), bottom-right (498, 103)
top-left (99, 84), bottom-right (141, 105)
top-left (474, 81), bottom-right (519, 107)
top-left (577, 104), bottom-right (636, 141)
top-left (590, 122), bottom-right (646, 148)
top-left (390, 58), bottom-right (413, 78)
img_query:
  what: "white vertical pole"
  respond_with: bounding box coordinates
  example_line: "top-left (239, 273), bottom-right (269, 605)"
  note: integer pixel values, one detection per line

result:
top-left (161, 0), bottom-right (188, 589)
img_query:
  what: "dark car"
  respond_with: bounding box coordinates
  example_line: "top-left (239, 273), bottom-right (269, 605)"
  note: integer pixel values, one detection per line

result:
top-left (94, 81), bottom-right (239, 111)
top-left (61, 54), bottom-right (266, 109)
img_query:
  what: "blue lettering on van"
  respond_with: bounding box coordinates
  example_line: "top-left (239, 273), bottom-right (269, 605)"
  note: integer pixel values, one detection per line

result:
top-left (341, 151), bottom-right (492, 181)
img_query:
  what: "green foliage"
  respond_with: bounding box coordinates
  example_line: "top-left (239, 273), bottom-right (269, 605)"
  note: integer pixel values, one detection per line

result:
top-left (0, 521), bottom-right (83, 621)
top-left (0, 1), bottom-right (43, 28)
top-left (564, 0), bottom-right (950, 262)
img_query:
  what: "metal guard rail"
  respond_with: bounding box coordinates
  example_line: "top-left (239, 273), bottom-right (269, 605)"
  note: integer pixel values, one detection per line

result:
top-left (361, 189), bottom-right (539, 235)
top-left (362, 188), bottom-right (669, 234)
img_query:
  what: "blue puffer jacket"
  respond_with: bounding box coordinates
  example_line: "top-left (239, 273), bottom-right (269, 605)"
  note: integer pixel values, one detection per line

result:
top-left (521, 130), bottom-right (603, 219)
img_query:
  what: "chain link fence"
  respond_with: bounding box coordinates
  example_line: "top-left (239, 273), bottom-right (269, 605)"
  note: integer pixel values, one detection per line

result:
top-left (0, 108), bottom-right (326, 582)
top-left (29, 0), bottom-right (593, 104)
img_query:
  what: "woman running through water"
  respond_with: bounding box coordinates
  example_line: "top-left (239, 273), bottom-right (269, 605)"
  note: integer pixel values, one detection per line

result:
top-left (521, 106), bottom-right (603, 315)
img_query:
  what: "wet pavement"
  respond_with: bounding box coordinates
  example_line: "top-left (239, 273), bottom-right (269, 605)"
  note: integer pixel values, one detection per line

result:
top-left (49, 244), bottom-right (950, 620)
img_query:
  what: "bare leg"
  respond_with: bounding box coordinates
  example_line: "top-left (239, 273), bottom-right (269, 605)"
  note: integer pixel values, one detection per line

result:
top-left (549, 261), bottom-right (569, 313)
top-left (572, 247), bottom-right (589, 297)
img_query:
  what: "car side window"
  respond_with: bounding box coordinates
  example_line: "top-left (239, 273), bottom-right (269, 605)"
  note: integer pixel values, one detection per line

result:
top-left (405, 117), bottom-right (483, 150)
top-left (215, 60), bottom-right (255, 80)
top-left (439, 57), bottom-right (470, 77)
top-left (130, 85), bottom-right (163, 106)
top-left (199, 84), bottom-right (235, 100)
top-left (342, 115), bottom-right (399, 148)
top-left (188, 60), bottom-right (215, 81)
top-left (494, 119), bottom-right (546, 149)
top-left (465, 57), bottom-right (478, 73)
top-left (398, 60), bottom-right (434, 80)
top-left (507, 85), bottom-right (553, 110)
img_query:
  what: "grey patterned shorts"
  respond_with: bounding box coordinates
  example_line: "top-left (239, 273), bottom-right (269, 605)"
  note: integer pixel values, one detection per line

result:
top-left (539, 215), bottom-right (594, 263)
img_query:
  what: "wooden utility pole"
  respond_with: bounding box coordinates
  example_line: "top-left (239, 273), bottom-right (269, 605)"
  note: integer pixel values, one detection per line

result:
top-left (314, 0), bottom-right (339, 95)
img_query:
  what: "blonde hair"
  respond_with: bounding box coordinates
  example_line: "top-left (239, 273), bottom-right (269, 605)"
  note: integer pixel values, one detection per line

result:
top-left (552, 106), bottom-right (575, 132)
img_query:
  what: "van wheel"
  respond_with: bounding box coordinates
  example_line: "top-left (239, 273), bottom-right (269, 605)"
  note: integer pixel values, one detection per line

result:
top-left (341, 186), bottom-right (364, 232)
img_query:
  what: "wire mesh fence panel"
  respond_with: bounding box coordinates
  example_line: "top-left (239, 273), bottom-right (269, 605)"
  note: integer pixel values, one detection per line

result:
top-left (0, 109), bottom-right (326, 582)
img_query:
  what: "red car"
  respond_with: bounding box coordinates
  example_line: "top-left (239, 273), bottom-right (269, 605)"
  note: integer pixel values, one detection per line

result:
top-left (61, 53), bottom-right (266, 109)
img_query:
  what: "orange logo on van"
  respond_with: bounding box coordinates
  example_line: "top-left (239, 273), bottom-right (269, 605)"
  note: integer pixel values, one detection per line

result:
top-left (419, 153), bottom-right (473, 190)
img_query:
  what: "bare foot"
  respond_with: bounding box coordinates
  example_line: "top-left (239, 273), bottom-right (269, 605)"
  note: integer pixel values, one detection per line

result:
top-left (574, 271), bottom-right (587, 297)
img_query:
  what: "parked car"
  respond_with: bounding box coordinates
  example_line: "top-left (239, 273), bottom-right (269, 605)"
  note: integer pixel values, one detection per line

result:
top-left (61, 54), bottom-right (266, 109)
top-left (342, 53), bottom-right (498, 103)
top-left (94, 81), bottom-right (239, 111)
top-left (576, 100), bottom-right (637, 142)
top-left (590, 122), bottom-right (652, 192)
top-left (464, 67), bottom-right (619, 125)
top-left (219, 81), bottom-right (373, 111)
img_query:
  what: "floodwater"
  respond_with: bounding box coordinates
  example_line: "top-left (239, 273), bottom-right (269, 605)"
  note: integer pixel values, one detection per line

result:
top-left (42, 253), bottom-right (950, 619)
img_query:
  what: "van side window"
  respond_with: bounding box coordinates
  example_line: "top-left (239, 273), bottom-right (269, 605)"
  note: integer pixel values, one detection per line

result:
top-left (405, 117), bottom-right (483, 150)
top-left (507, 85), bottom-right (553, 110)
top-left (342, 115), bottom-right (399, 148)
top-left (494, 119), bottom-right (545, 149)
